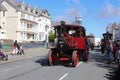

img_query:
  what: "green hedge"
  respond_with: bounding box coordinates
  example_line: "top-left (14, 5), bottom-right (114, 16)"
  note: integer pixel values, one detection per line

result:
top-left (2, 44), bottom-right (13, 52)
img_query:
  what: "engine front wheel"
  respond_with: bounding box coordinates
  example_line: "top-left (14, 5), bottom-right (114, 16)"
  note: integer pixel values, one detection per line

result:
top-left (72, 51), bottom-right (79, 67)
top-left (48, 50), bottom-right (53, 66)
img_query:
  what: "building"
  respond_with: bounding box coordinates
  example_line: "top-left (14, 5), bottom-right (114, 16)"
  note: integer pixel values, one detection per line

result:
top-left (0, 1), bottom-right (7, 39)
top-left (37, 9), bottom-right (51, 41)
top-left (0, 0), bottom-right (51, 42)
top-left (94, 38), bottom-right (101, 47)
top-left (106, 23), bottom-right (120, 41)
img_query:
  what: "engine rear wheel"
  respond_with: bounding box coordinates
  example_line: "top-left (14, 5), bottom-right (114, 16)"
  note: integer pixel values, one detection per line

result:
top-left (86, 46), bottom-right (89, 61)
top-left (72, 51), bottom-right (79, 67)
top-left (48, 50), bottom-right (53, 66)
top-left (83, 48), bottom-right (89, 61)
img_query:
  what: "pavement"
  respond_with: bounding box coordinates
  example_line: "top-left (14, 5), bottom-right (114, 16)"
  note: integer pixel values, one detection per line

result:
top-left (0, 47), bottom-right (49, 64)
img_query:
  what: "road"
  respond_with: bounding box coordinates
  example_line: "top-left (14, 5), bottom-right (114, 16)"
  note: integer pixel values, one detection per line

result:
top-left (0, 48), bottom-right (116, 80)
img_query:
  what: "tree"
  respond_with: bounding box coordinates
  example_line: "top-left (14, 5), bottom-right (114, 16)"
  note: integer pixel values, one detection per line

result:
top-left (48, 32), bottom-right (55, 42)
top-left (89, 33), bottom-right (95, 37)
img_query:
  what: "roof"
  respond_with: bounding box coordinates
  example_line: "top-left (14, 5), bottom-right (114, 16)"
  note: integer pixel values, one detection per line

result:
top-left (53, 24), bottom-right (84, 29)
top-left (0, 0), bottom-right (50, 18)
top-left (0, 3), bottom-right (7, 11)
top-left (0, 0), bottom-right (3, 2)
top-left (5, 0), bottom-right (18, 9)
top-left (16, 2), bottom-right (24, 5)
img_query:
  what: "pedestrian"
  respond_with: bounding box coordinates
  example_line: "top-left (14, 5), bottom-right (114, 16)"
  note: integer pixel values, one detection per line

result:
top-left (0, 41), bottom-right (3, 57)
top-left (101, 41), bottom-right (106, 54)
top-left (18, 44), bottom-right (25, 55)
top-left (91, 43), bottom-right (94, 50)
top-left (87, 39), bottom-right (92, 50)
top-left (0, 41), bottom-right (2, 49)
top-left (107, 39), bottom-right (113, 64)
top-left (0, 41), bottom-right (8, 60)
top-left (12, 40), bottom-right (19, 55)
top-left (116, 40), bottom-right (120, 65)
top-left (112, 42), bottom-right (117, 62)
top-left (117, 50), bottom-right (120, 65)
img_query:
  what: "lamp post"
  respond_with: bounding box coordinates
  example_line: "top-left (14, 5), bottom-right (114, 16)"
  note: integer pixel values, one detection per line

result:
top-left (46, 35), bottom-right (49, 49)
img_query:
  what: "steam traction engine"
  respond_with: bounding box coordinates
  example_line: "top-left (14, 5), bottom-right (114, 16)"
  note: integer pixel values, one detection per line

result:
top-left (48, 21), bottom-right (89, 67)
top-left (101, 31), bottom-right (113, 53)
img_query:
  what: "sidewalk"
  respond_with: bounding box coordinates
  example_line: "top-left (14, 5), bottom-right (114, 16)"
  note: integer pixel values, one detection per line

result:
top-left (0, 47), bottom-right (49, 64)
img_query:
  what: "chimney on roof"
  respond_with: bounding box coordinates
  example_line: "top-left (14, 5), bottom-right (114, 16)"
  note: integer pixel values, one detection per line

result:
top-left (75, 16), bottom-right (82, 25)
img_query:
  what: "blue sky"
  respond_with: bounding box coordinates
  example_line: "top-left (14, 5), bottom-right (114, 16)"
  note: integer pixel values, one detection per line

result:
top-left (16, 0), bottom-right (120, 38)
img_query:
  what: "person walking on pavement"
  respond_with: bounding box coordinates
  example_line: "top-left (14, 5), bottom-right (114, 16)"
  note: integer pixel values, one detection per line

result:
top-left (12, 40), bottom-right (19, 55)
top-left (116, 40), bottom-right (120, 65)
top-left (18, 44), bottom-right (25, 55)
top-left (112, 42), bottom-right (117, 62)
top-left (0, 41), bottom-right (2, 49)
top-left (0, 41), bottom-right (3, 57)
top-left (101, 41), bottom-right (106, 54)
top-left (107, 39), bottom-right (113, 64)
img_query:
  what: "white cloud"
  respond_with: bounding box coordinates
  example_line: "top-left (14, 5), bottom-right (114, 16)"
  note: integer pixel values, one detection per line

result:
top-left (55, 0), bottom-right (89, 22)
top-left (54, 7), bottom-right (82, 23)
top-left (55, 16), bottom-right (70, 22)
top-left (65, 0), bottom-right (86, 12)
top-left (66, 7), bottom-right (81, 17)
top-left (73, 0), bottom-right (80, 5)
top-left (97, 2), bottom-right (120, 20)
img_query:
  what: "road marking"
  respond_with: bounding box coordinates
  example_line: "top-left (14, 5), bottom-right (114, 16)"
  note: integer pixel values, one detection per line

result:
top-left (77, 62), bottom-right (83, 67)
top-left (59, 73), bottom-right (68, 80)
top-left (4, 68), bottom-right (12, 72)
top-left (15, 65), bottom-right (22, 68)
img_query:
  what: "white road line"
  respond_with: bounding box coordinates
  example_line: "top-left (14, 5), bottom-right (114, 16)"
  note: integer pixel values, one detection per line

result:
top-left (4, 68), bottom-right (12, 72)
top-left (15, 65), bottom-right (22, 68)
top-left (59, 73), bottom-right (69, 80)
top-left (77, 62), bottom-right (83, 67)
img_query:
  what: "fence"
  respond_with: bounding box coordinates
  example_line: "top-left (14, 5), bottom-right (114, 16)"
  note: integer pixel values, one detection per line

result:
top-left (2, 42), bottom-right (45, 52)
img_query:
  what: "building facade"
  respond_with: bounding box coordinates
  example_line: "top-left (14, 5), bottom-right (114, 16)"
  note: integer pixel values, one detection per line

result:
top-left (0, 2), bottom-right (7, 39)
top-left (106, 23), bottom-right (120, 41)
top-left (0, 0), bottom-right (51, 42)
top-left (37, 9), bottom-right (51, 41)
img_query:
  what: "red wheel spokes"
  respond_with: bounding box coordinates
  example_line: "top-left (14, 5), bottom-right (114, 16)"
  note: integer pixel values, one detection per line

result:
top-left (49, 51), bottom-right (53, 65)
top-left (75, 53), bottom-right (79, 66)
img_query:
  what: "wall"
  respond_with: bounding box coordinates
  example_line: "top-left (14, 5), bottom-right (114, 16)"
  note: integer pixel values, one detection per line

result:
top-left (2, 1), bottom-right (18, 40)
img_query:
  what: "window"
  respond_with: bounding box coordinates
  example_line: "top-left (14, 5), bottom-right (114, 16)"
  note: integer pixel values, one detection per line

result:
top-left (1, 32), bottom-right (4, 34)
top-left (35, 11), bottom-right (38, 14)
top-left (3, 11), bottom-right (5, 17)
top-left (20, 33), bottom-right (26, 40)
top-left (38, 19), bottom-right (41, 21)
top-left (24, 22), bottom-right (27, 29)
top-left (27, 14), bottom-right (31, 19)
top-left (39, 34), bottom-right (41, 40)
top-left (20, 33), bottom-right (23, 40)
top-left (33, 17), bottom-right (36, 20)
top-left (21, 4), bottom-right (25, 9)
top-left (20, 21), bottom-right (23, 29)
top-left (2, 22), bottom-right (5, 28)
top-left (21, 12), bottom-right (25, 17)
top-left (45, 25), bottom-right (49, 31)
top-left (31, 10), bottom-right (33, 13)
top-left (32, 34), bottom-right (34, 39)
